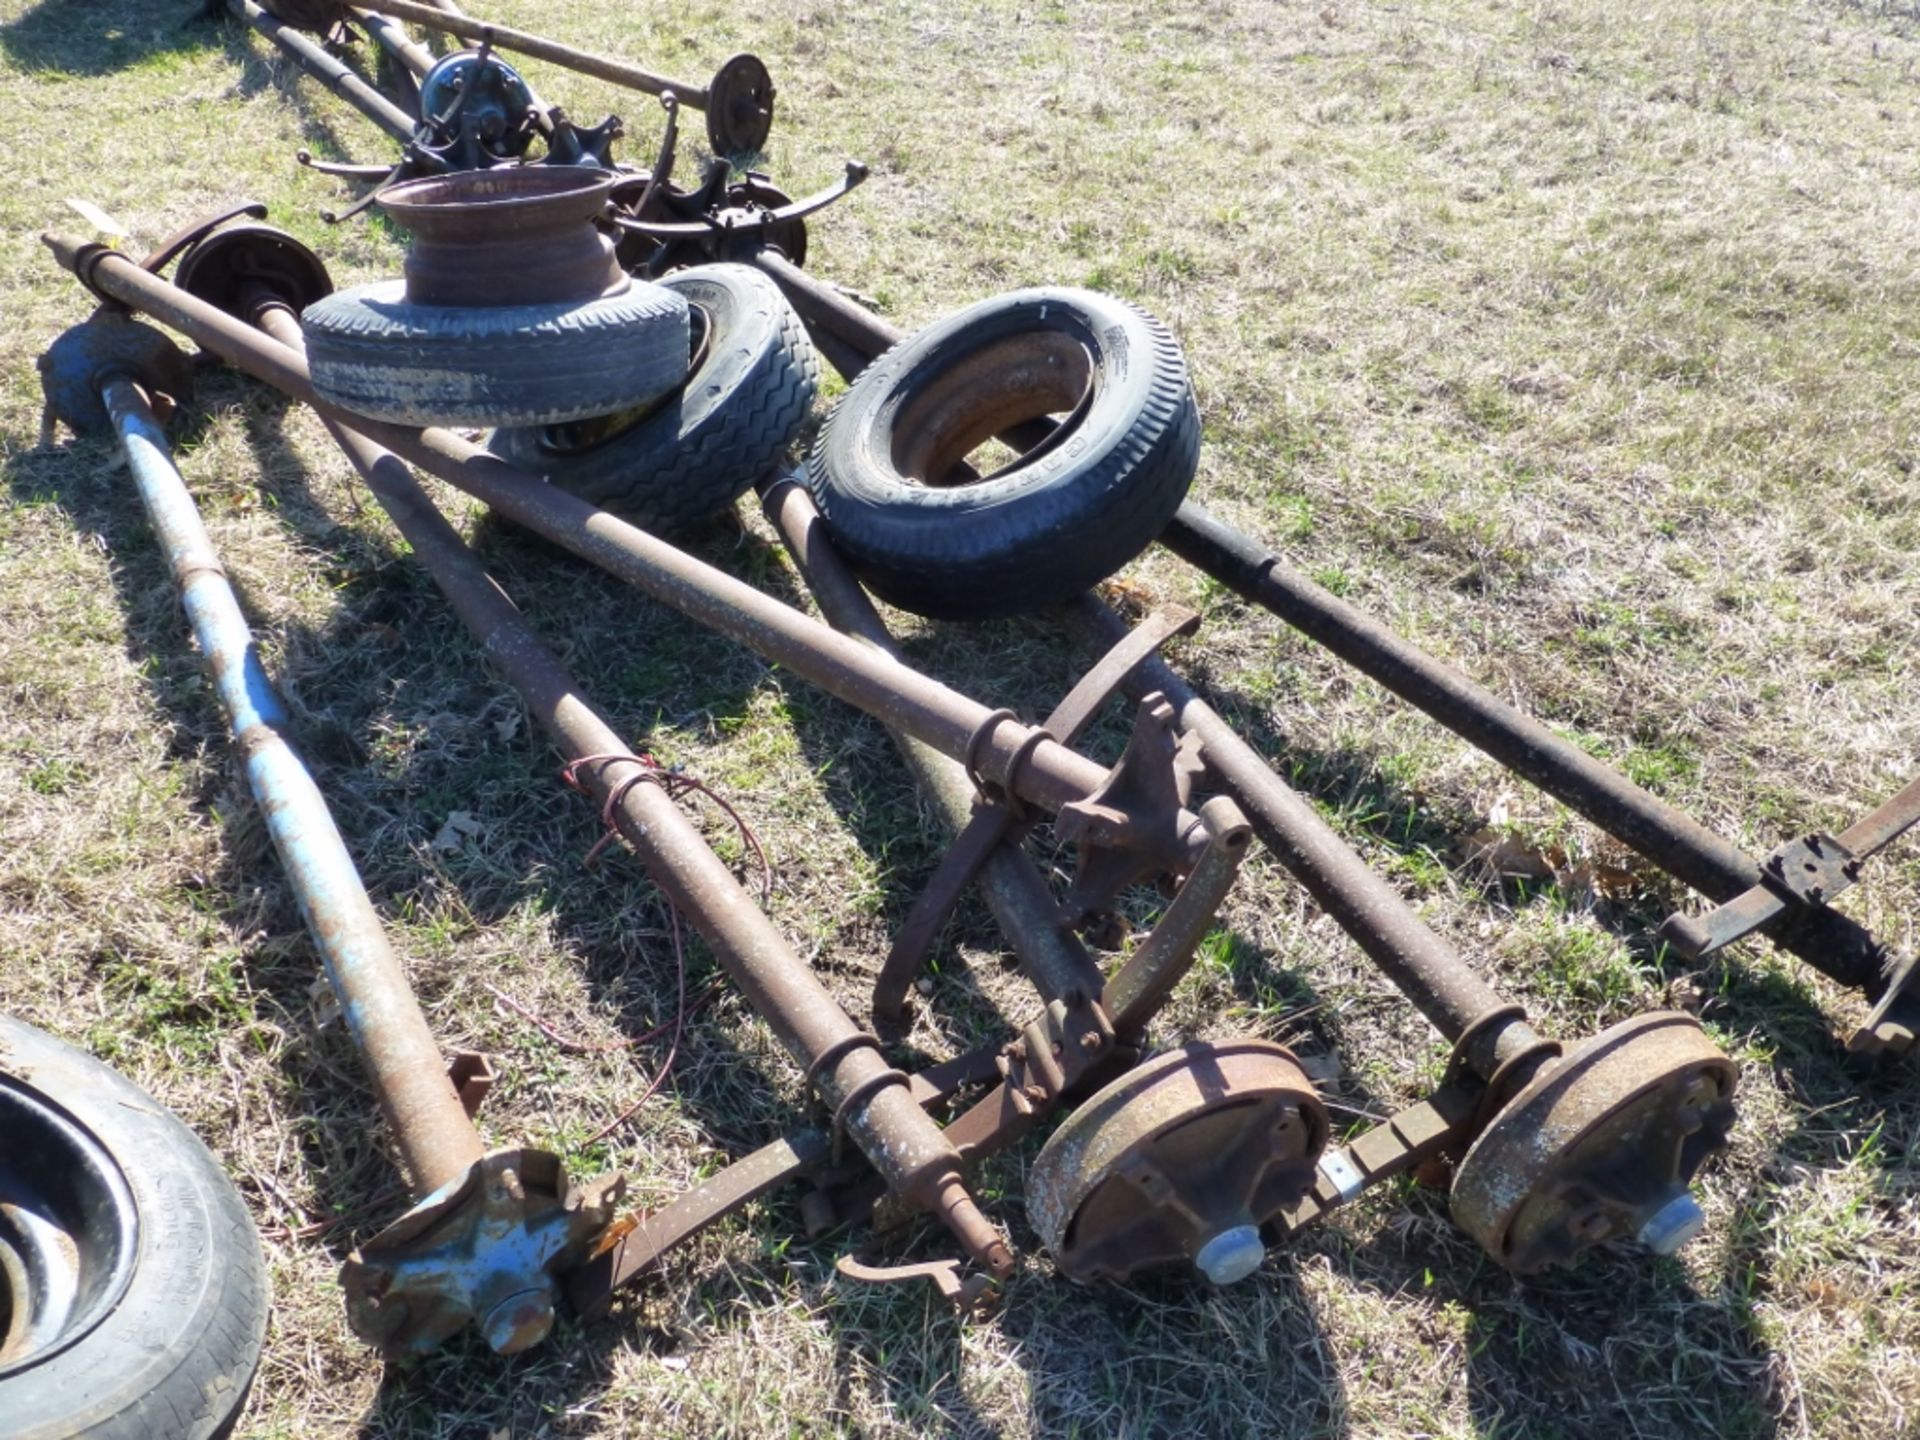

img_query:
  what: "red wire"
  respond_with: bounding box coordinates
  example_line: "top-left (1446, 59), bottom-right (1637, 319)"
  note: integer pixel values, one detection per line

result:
top-left (553, 749), bottom-right (775, 1141)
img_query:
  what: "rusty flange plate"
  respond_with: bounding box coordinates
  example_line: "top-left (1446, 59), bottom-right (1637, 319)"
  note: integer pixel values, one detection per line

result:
top-left (705, 52), bottom-right (776, 155)
top-left (1449, 1011), bottom-right (1736, 1274)
top-left (175, 224), bottom-right (333, 321)
top-left (1028, 1039), bottom-right (1328, 1285)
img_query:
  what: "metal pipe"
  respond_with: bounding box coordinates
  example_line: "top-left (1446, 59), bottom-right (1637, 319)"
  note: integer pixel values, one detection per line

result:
top-left (362, 0), bottom-right (707, 109)
top-left (253, 304), bottom-right (1006, 1273)
top-left (356, 8), bottom-right (436, 81)
top-left (44, 235), bottom-right (1208, 879)
top-left (101, 374), bottom-right (481, 1194)
top-left (758, 475), bottom-right (1104, 1012)
top-left (1159, 502), bottom-right (1900, 1000)
top-left (229, 0), bottom-right (418, 144)
top-left (754, 250), bottom-right (900, 369)
top-left (1072, 595), bottom-right (1548, 1080)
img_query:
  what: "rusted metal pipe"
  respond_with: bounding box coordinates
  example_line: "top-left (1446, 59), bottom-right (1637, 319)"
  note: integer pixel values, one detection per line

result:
top-left (229, 0), bottom-right (418, 144)
top-left (1159, 502), bottom-right (1912, 1035)
top-left (362, 0), bottom-right (707, 109)
top-left (758, 474), bottom-right (1104, 1013)
top-left (102, 374), bottom-right (482, 1195)
top-left (43, 234), bottom-right (1208, 880)
top-left (356, 8), bottom-right (436, 81)
top-left (1072, 595), bottom-right (1549, 1081)
top-left (753, 250), bottom-right (901, 369)
top-left (253, 303), bottom-right (1008, 1275)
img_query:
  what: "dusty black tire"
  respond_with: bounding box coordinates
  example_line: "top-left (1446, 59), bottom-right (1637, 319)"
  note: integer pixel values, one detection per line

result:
top-left (301, 278), bottom-right (690, 428)
top-left (486, 263), bottom-right (817, 536)
top-left (806, 287), bottom-right (1200, 620)
top-left (0, 1016), bottom-right (267, 1440)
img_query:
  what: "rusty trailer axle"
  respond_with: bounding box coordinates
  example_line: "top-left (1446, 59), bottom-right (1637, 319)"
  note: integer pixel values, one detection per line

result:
top-left (1160, 503), bottom-right (1919, 1054)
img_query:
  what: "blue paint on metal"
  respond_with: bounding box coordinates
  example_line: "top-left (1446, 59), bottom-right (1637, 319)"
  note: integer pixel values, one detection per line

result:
top-left (104, 381), bottom-right (482, 1199)
top-left (111, 387), bottom-right (384, 1036)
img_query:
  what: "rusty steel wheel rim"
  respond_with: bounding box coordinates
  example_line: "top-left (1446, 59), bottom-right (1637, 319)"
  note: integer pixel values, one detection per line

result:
top-left (1028, 1039), bottom-right (1328, 1286)
top-left (0, 1073), bottom-right (139, 1375)
top-left (1449, 1011), bottom-right (1737, 1274)
top-left (377, 166), bottom-right (628, 308)
top-left (889, 331), bottom-right (1096, 489)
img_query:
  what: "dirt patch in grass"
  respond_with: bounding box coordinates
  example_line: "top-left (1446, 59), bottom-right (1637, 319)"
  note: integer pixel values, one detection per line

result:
top-left (2, 0), bottom-right (1916, 1435)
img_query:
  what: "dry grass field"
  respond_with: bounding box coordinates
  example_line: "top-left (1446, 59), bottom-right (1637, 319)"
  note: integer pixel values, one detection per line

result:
top-left (3, 0), bottom-right (1918, 1435)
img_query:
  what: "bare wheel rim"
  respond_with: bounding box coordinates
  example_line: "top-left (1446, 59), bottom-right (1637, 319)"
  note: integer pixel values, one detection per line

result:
top-left (0, 1073), bottom-right (139, 1375)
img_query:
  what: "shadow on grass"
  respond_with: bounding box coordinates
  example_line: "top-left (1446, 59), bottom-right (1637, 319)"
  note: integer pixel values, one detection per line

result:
top-left (0, 0), bottom-right (214, 77)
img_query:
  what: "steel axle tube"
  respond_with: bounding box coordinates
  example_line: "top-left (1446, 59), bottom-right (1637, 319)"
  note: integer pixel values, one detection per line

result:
top-left (229, 0), bottom-right (417, 144)
top-left (361, 0), bottom-right (708, 112)
top-left (41, 235), bottom-right (1209, 882)
top-left (102, 376), bottom-right (481, 1196)
top-left (1159, 503), bottom-right (1908, 1031)
top-left (249, 301), bottom-right (1007, 1273)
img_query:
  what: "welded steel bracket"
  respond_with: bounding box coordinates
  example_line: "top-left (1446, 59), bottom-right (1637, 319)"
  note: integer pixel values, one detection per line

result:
top-left (341, 1148), bottom-right (623, 1354)
top-left (1055, 694), bottom-right (1210, 923)
top-left (874, 606), bottom-right (1202, 1017)
top-left (1662, 775), bottom-right (1920, 962)
top-left (567, 1048), bottom-right (1001, 1319)
top-left (834, 1253), bottom-right (997, 1313)
top-left (446, 1051), bottom-right (495, 1118)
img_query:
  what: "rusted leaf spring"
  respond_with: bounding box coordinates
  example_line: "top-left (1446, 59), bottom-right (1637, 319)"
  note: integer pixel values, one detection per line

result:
top-left (1159, 503), bottom-right (1918, 1053)
top-left (245, 300), bottom-right (1012, 1282)
top-left (42, 235), bottom-right (1212, 888)
top-left (227, 0), bottom-right (417, 145)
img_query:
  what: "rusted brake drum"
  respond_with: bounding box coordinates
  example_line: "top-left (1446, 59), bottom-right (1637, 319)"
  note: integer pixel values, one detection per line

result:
top-left (301, 167), bottom-right (689, 427)
top-left (1028, 1040), bottom-right (1329, 1285)
top-left (1450, 1011), bottom-right (1736, 1273)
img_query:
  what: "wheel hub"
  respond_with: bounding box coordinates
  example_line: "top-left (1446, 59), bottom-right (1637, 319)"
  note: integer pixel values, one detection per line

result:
top-left (705, 52), bottom-right (776, 155)
top-left (1449, 1011), bottom-right (1737, 1273)
top-left (1028, 1039), bottom-right (1328, 1285)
